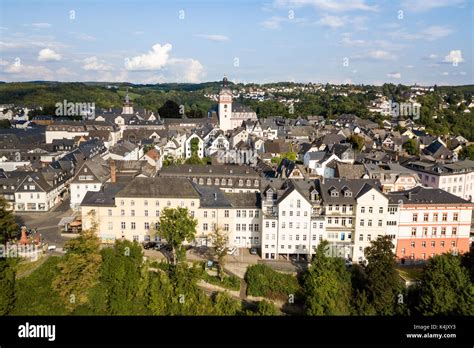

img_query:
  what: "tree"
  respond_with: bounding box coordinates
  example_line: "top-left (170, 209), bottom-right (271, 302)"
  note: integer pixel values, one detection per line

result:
top-left (0, 258), bottom-right (15, 315)
top-left (100, 240), bottom-right (147, 314)
top-left (461, 245), bottom-right (474, 283)
top-left (155, 207), bottom-right (197, 265)
top-left (212, 292), bottom-right (241, 315)
top-left (403, 138), bottom-right (419, 155)
top-left (303, 241), bottom-right (352, 315)
top-left (347, 134), bottom-right (365, 151)
top-left (417, 254), bottom-right (474, 315)
top-left (52, 210), bottom-right (102, 311)
top-left (459, 144), bottom-right (474, 160)
top-left (0, 197), bottom-right (18, 244)
top-left (255, 300), bottom-right (279, 315)
top-left (363, 236), bottom-right (405, 315)
top-left (211, 227), bottom-right (228, 281)
top-left (147, 271), bottom-right (174, 315)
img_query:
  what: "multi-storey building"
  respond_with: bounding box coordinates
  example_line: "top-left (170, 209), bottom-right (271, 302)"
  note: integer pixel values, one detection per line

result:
top-left (388, 186), bottom-right (473, 264)
top-left (405, 160), bottom-right (474, 202)
top-left (81, 176), bottom-right (262, 247)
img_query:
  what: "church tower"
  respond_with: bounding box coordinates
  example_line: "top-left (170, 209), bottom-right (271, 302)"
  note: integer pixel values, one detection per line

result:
top-left (122, 88), bottom-right (134, 115)
top-left (218, 76), bottom-right (233, 131)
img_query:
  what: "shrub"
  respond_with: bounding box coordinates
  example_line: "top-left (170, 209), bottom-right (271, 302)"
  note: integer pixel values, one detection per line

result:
top-left (245, 264), bottom-right (300, 300)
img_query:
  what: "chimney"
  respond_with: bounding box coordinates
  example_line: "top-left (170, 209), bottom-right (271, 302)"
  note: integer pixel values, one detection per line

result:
top-left (408, 191), bottom-right (412, 201)
top-left (109, 159), bottom-right (116, 183)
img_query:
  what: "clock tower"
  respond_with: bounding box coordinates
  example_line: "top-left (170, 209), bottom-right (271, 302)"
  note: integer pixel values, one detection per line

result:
top-left (218, 76), bottom-right (233, 132)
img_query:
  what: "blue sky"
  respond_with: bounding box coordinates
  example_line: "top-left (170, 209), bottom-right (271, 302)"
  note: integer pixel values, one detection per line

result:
top-left (0, 0), bottom-right (472, 85)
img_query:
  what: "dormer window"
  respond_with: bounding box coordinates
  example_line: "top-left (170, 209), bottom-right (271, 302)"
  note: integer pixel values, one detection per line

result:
top-left (266, 189), bottom-right (273, 201)
top-left (344, 191), bottom-right (352, 197)
top-left (239, 179), bottom-right (244, 186)
top-left (246, 179), bottom-right (251, 187)
top-left (331, 190), bottom-right (339, 197)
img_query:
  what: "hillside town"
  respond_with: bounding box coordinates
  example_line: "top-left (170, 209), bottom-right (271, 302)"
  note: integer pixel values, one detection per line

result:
top-left (1, 77), bottom-right (473, 267)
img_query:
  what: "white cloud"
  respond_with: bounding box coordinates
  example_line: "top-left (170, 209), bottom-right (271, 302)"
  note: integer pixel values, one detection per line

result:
top-left (29, 23), bottom-right (52, 29)
top-left (317, 15), bottom-right (345, 28)
top-left (459, 71), bottom-right (467, 75)
top-left (401, 0), bottom-right (464, 12)
top-left (76, 33), bottom-right (96, 41)
top-left (261, 16), bottom-right (286, 29)
top-left (2, 61), bottom-right (54, 80)
top-left (341, 33), bottom-right (366, 46)
top-left (391, 26), bottom-right (453, 41)
top-left (405, 65), bottom-right (414, 69)
top-left (367, 50), bottom-right (396, 60)
top-left (38, 48), bottom-right (61, 61)
top-left (443, 50), bottom-right (464, 64)
top-left (387, 72), bottom-right (401, 79)
top-left (428, 54), bottom-right (438, 59)
top-left (0, 59), bottom-right (9, 66)
top-left (124, 43), bottom-right (172, 71)
top-left (82, 56), bottom-right (112, 71)
top-left (169, 58), bottom-right (205, 83)
top-left (194, 34), bottom-right (229, 42)
top-left (441, 72), bottom-right (449, 76)
top-left (275, 0), bottom-right (378, 12)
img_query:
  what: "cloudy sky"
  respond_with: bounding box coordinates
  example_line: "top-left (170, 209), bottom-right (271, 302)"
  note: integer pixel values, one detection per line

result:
top-left (0, 0), bottom-right (472, 85)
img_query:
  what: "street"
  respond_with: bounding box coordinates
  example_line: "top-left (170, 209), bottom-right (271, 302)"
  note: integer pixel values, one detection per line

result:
top-left (13, 197), bottom-right (73, 248)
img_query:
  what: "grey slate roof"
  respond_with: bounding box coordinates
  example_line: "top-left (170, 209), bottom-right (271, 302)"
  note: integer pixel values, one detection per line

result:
top-left (387, 186), bottom-right (470, 205)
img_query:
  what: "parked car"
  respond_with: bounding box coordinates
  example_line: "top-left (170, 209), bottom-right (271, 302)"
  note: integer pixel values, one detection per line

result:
top-left (250, 247), bottom-right (258, 255)
top-left (142, 241), bottom-right (161, 250)
top-left (227, 247), bottom-right (237, 255)
top-left (48, 245), bottom-right (56, 252)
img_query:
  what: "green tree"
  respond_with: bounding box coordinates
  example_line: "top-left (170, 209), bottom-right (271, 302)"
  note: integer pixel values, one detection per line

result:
top-left (255, 300), bottom-right (279, 315)
top-left (211, 227), bottom-right (228, 281)
top-left (100, 240), bottom-right (147, 314)
top-left (52, 210), bottom-right (102, 311)
top-left (417, 253), bottom-right (474, 315)
top-left (347, 134), bottom-right (365, 151)
top-left (0, 197), bottom-right (17, 244)
top-left (363, 236), bottom-right (405, 315)
top-left (459, 144), bottom-right (474, 160)
top-left (0, 258), bottom-right (16, 315)
top-left (155, 207), bottom-right (198, 265)
top-left (303, 241), bottom-right (352, 315)
top-left (403, 138), bottom-right (419, 155)
top-left (147, 270), bottom-right (174, 315)
top-left (212, 292), bottom-right (241, 315)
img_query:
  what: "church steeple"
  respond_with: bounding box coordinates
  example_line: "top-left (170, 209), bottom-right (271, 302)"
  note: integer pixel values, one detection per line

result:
top-left (122, 87), bottom-right (133, 114)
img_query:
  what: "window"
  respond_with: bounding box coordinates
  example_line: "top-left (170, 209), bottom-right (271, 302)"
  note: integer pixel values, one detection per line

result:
top-left (442, 213), bottom-right (447, 221)
top-left (131, 200), bottom-right (135, 206)
top-left (422, 241), bottom-right (426, 248)
top-left (271, 221), bottom-right (275, 228)
top-left (411, 228), bottom-right (417, 236)
top-left (144, 210), bottom-right (148, 217)
top-left (212, 211), bottom-right (216, 218)
top-left (204, 211), bottom-right (208, 218)
top-left (131, 222), bottom-right (136, 230)
top-left (131, 210), bottom-right (135, 216)
top-left (289, 222), bottom-right (293, 229)
top-left (203, 223), bottom-right (208, 231)
top-left (441, 241), bottom-right (445, 247)
top-left (297, 200), bottom-right (301, 208)
top-left (255, 211), bottom-right (259, 218)
top-left (254, 224), bottom-right (259, 231)
top-left (433, 213), bottom-right (438, 221)
top-left (453, 213), bottom-right (458, 221)
top-left (144, 222), bottom-right (150, 230)
top-left (431, 241), bottom-right (435, 247)
top-left (108, 209), bottom-right (112, 216)
top-left (423, 227), bottom-right (428, 236)
top-left (441, 227), bottom-right (446, 235)
top-left (224, 210), bottom-right (229, 218)
top-left (410, 241), bottom-right (415, 248)
top-left (423, 213), bottom-right (429, 222)
top-left (224, 224), bottom-right (229, 231)
top-left (236, 224), bottom-right (241, 231)
top-left (451, 241), bottom-right (456, 247)
top-left (265, 221), bottom-right (269, 228)
top-left (360, 219), bottom-right (364, 226)
top-left (328, 205), bottom-right (333, 211)
top-left (156, 210), bottom-right (160, 217)
top-left (379, 207), bottom-right (383, 214)
top-left (296, 235), bottom-right (300, 241)
top-left (369, 207), bottom-right (373, 214)
top-left (368, 220), bottom-right (372, 227)
top-left (249, 210), bottom-right (254, 218)
top-left (378, 220), bottom-right (382, 227)
top-left (452, 227), bottom-right (457, 235)
top-left (242, 224), bottom-right (247, 231)
top-left (361, 207), bottom-right (365, 213)
top-left (144, 200), bottom-right (148, 206)
top-left (432, 227), bottom-right (437, 236)
top-left (359, 234), bottom-right (363, 241)
top-left (121, 222), bottom-right (126, 229)
top-left (282, 222), bottom-right (286, 228)
top-left (412, 214), bottom-right (418, 222)
top-left (133, 235), bottom-right (139, 241)
top-left (236, 210), bottom-right (241, 218)
top-left (242, 210), bottom-right (247, 218)
top-left (289, 211), bottom-right (293, 217)
top-left (121, 210), bottom-right (125, 216)
top-left (367, 234), bottom-right (371, 241)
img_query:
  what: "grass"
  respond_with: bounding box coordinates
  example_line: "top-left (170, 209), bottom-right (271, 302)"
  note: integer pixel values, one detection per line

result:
top-left (15, 256), bottom-right (47, 278)
top-left (396, 266), bottom-right (423, 282)
top-left (11, 256), bottom-right (68, 315)
top-left (245, 264), bottom-right (301, 300)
